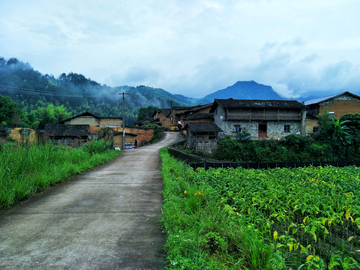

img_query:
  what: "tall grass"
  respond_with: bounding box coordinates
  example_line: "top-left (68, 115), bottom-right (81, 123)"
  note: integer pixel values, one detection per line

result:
top-left (160, 148), bottom-right (284, 269)
top-left (0, 140), bottom-right (120, 209)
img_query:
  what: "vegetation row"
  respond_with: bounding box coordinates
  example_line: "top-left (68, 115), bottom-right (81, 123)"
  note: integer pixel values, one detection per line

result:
top-left (161, 148), bottom-right (360, 269)
top-left (0, 140), bottom-right (120, 209)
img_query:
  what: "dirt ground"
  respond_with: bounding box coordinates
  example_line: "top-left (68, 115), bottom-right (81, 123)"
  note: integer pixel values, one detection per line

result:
top-left (0, 132), bottom-right (183, 270)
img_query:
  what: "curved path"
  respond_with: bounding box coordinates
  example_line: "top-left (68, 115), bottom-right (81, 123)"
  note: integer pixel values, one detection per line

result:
top-left (0, 132), bottom-right (183, 269)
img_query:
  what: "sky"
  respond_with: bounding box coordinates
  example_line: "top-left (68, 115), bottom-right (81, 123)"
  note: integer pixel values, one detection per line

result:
top-left (0, 0), bottom-right (359, 99)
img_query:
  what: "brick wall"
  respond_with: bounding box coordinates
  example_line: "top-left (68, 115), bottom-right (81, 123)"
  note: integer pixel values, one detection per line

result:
top-left (112, 127), bottom-right (154, 146)
top-left (99, 118), bottom-right (122, 128)
top-left (65, 116), bottom-right (99, 126)
top-left (319, 100), bottom-right (360, 119)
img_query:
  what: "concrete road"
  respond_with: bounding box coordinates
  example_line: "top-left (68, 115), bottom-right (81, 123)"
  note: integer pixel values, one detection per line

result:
top-left (0, 132), bottom-right (183, 270)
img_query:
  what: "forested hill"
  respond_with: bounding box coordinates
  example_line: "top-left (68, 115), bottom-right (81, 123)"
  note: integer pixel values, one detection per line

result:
top-left (0, 57), bottom-right (197, 124)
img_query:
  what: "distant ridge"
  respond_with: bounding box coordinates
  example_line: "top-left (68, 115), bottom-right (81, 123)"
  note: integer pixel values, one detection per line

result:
top-left (202, 81), bottom-right (283, 103)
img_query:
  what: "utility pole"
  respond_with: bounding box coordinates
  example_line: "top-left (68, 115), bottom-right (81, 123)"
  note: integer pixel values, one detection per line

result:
top-left (119, 92), bottom-right (127, 150)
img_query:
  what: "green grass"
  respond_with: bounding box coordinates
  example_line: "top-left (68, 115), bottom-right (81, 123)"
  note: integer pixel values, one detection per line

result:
top-left (0, 140), bottom-right (120, 209)
top-left (160, 148), bottom-right (360, 269)
top-left (160, 148), bottom-right (283, 269)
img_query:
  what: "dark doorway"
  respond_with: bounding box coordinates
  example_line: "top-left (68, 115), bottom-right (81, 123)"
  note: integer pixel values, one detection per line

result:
top-left (258, 122), bottom-right (267, 138)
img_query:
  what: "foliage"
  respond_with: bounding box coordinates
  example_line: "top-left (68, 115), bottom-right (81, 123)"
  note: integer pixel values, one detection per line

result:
top-left (137, 106), bottom-right (158, 121)
top-left (340, 113), bottom-right (360, 135)
top-left (0, 94), bottom-right (22, 125)
top-left (26, 103), bottom-right (72, 129)
top-left (236, 130), bottom-right (251, 141)
top-left (0, 141), bottom-right (120, 209)
top-left (161, 148), bottom-right (360, 269)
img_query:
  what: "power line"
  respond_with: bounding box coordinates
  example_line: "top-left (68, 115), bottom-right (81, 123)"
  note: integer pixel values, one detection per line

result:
top-left (0, 84), bottom-right (118, 98)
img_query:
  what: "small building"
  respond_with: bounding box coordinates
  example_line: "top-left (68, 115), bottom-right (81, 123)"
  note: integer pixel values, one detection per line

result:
top-left (45, 124), bottom-right (90, 146)
top-left (183, 122), bottom-right (223, 153)
top-left (305, 92), bottom-right (360, 133)
top-left (210, 98), bottom-right (306, 139)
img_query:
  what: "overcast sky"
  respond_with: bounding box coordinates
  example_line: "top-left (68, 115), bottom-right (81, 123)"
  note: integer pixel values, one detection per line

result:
top-left (1, 0), bottom-right (359, 98)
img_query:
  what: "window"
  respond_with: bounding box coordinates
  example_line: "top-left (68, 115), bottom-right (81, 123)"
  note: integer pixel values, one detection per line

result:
top-left (329, 112), bottom-right (335, 119)
top-left (284, 125), bottom-right (290, 133)
top-left (313, 126), bottom-right (320, 133)
top-left (234, 125), bottom-right (241, 133)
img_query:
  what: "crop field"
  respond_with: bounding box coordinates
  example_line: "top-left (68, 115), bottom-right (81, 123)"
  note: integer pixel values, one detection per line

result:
top-left (0, 140), bottom-right (120, 209)
top-left (161, 149), bottom-right (360, 269)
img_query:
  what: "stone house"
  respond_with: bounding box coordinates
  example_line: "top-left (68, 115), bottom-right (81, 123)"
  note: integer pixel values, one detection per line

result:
top-left (183, 122), bottom-right (223, 153)
top-left (210, 98), bottom-right (306, 139)
top-left (305, 92), bottom-right (360, 133)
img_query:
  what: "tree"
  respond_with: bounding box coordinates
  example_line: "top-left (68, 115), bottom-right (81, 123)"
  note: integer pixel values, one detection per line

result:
top-left (0, 95), bottom-right (20, 126)
top-left (340, 113), bottom-right (360, 135)
top-left (137, 106), bottom-right (157, 121)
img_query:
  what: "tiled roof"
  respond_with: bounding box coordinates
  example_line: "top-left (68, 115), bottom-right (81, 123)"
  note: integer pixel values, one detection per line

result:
top-left (59, 111), bottom-right (122, 124)
top-left (305, 91), bottom-right (360, 105)
top-left (176, 103), bottom-right (213, 115)
top-left (183, 122), bottom-right (222, 133)
top-left (210, 99), bottom-right (305, 112)
top-left (153, 109), bottom-right (172, 117)
top-left (45, 124), bottom-right (90, 137)
top-left (183, 113), bottom-right (214, 120)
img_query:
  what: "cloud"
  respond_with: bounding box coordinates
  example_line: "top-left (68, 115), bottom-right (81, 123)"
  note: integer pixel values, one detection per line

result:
top-left (0, 0), bottom-right (359, 100)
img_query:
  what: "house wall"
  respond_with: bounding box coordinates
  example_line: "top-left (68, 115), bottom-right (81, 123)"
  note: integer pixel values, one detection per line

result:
top-left (99, 118), bottom-right (122, 128)
top-left (155, 112), bottom-right (172, 128)
top-left (305, 118), bottom-right (319, 134)
top-left (65, 116), bottom-right (99, 126)
top-left (113, 134), bottom-right (137, 147)
top-left (112, 127), bottom-right (154, 146)
top-left (9, 128), bottom-right (38, 144)
top-left (319, 99), bottom-right (360, 119)
top-left (221, 120), bottom-right (301, 139)
top-left (213, 105), bottom-right (226, 137)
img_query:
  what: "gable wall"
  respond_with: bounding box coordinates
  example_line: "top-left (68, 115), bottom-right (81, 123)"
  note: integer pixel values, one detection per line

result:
top-left (319, 100), bottom-right (360, 119)
top-left (65, 116), bottom-right (98, 126)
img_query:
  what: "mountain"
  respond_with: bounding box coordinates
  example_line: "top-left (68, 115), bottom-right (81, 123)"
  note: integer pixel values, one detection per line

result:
top-left (0, 57), bottom-right (199, 124)
top-left (202, 80), bottom-right (283, 103)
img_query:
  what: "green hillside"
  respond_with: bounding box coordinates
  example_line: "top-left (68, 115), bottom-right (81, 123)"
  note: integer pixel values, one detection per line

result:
top-left (0, 57), bottom-right (197, 125)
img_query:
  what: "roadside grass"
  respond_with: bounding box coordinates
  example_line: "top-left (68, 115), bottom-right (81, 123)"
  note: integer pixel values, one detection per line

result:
top-left (0, 140), bottom-right (120, 209)
top-left (160, 148), bottom-right (283, 269)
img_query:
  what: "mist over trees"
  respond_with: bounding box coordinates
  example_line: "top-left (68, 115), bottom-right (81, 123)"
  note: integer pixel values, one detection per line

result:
top-left (0, 57), bottom-right (196, 126)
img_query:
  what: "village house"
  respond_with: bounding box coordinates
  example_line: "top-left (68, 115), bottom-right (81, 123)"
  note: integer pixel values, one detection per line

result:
top-left (183, 122), bottom-right (223, 153)
top-left (153, 109), bottom-right (172, 128)
top-left (210, 98), bottom-right (306, 139)
top-left (305, 92), bottom-right (360, 133)
top-left (59, 111), bottom-right (123, 129)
